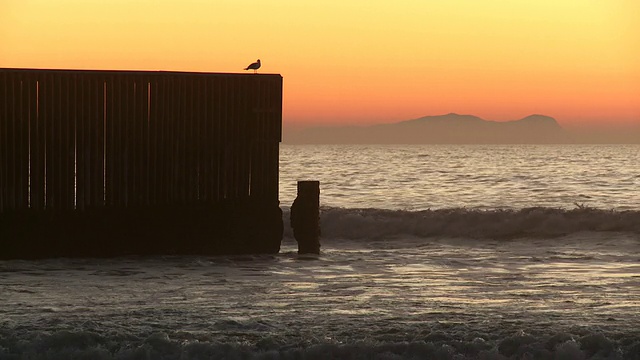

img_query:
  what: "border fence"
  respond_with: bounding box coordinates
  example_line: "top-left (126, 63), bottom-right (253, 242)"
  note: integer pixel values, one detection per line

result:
top-left (0, 68), bottom-right (283, 258)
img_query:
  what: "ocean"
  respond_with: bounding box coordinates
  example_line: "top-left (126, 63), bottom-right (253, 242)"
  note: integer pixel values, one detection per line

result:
top-left (1, 144), bottom-right (639, 359)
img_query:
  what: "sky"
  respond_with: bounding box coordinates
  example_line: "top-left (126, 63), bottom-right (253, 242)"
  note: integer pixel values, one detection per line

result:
top-left (1, 0), bottom-right (639, 130)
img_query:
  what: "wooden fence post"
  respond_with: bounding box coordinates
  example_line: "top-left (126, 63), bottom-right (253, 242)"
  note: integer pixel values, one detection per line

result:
top-left (291, 180), bottom-right (320, 254)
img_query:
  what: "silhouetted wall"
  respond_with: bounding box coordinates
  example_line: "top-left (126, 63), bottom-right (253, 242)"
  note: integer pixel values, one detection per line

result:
top-left (0, 68), bottom-right (283, 258)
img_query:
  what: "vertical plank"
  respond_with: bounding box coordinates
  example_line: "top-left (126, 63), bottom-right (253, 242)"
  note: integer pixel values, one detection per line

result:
top-left (68, 73), bottom-right (78, 210)
top-left (194, 76), bottom-right (203, 202)
top-left (212, 76), bottom-right (221, 202)
top-left (229, 76), bottom-right (236, 199)
top-left (167, 75), bottom-right (176, 204)
top-left (54, 71), bottom-right (66, 210)
top-left (82, 74), bottom-right (93, 208)
top-left (0, 71), bottom-right (7, 213)
top-left (110, 75), bottom-right (120, 207)
top-left (135, 76), bottom-right (145, 206)
top-left (179, 75), bottom-right (188, 204)
top-left (113, 75), bottom-right (125, 207)
top-left (74, 73), bottom-right (86, 210)
top-left (236, 77), bottom-right (245, 198)
top-left (178, 75), bottom-right (187, 204)
top-left (57, 73), bottom-right (66, 210)
top-left (214, 76), bottom-right (222, 200)
top-left (87, 75), bottom-right (97, 207)
top-left (204, 76), bottom-right (211, 202)
top-left (275, 76), bottom-right (283, 142)
top-left (27, 75), bottom-right (41, 210)
top-left (166, 74), bottom-right (175, 204)
top-left (185, 75), bottom-right (196, 203)
top-left (42, 73), bottom-right (54, 209)
top-left (6, 73), bottom-right (18, 210)
top-left (234, 77), bottom-right (243, 199)
top-left (146, 77), bottom-right (155, 205)
top-left (12, 75), bottom-right (22, 210)
top-left (221, 75), bottom-right (228, 200)
top-left (188, 75), bottom-right (196, 204)
top-left (128, 77), bottom-right (138, 206)
top-left (164, 74), bottom-right (173, 203)
top-left (237, 77), bottom-right (246, 199)
top-left (274, 78), bottom-right (280, 202)
top-left (273, 76), bottom-right (283, 202)
top-left (169, 75), bottom-right (176, 204)
top-left (223, 76), bottom-right (232, 199)
top-left (17, 75), bottom-right (30, 209)
top-left (229, 76), bottom-right (237, 199)
top-left (100, 77), bottom-right (107, 207)
top-left (59, 73), bottom-right (73, 210)
top-left (249, 79), bottom-right (258, 199)
top-left (41, 72), bottom-right (50, 209)
top-left (3, 72), bottom-right (15, 210)
top-left (132, 76), bottom-right (145, 206)
top-left (50, 73), bottom-right (61, 210)
top-left (103, 75), bottom-right (114, 207)
top-left (196, 77), bottom-right (207, 202)
top-left (192, 77), bottom-right (201, 201)
top-left (122, 76), bottom-right (131, 206)
top-left (208, 77), bottom-right (216, 203)
top-left (33, 75), bottom-right (45, 210)
top-left (80, 74), bottom-right (92, 209)
top-left (92, 76), bottom-right (105, 207)
top-left (129, 77), bottom-right (137, 206)
top-left (151, 76), bottom-right (166, 205)
top-left (153, 76), bottom-right (162, 206)
top-left (183, 75), bottom-right (192, 202)
top-left (174, 75), bottom-right (184, 204)
top-left (245, 77), bottom-right (253, 198)
top-left (238, 77), bottom-right (245, 199)
top-left (265, 78), bottom-right (271, 201)
top-left (203, 76), bottom-right (211, 202)
top-left (143, 78), bottom-right (151, 206)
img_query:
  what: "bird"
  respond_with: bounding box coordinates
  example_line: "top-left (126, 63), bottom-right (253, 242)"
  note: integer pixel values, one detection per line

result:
top-left (244, 59), bottom-right (261, 73)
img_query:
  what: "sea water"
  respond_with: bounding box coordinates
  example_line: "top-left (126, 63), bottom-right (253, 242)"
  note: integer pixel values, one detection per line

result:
top-left (1, 144), bottom-right (639, 359)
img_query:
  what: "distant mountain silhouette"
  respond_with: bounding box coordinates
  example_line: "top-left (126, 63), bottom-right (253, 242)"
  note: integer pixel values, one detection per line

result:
top-left (286, 113), bottom-right (569, 144)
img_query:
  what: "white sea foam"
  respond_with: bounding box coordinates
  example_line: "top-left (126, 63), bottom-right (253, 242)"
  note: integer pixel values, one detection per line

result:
top-left (0, 328), bottom-right (638, 359)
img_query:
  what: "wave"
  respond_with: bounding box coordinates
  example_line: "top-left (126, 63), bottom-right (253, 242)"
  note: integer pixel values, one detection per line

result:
top-left (0, 329), bottom-right (637, 359)
top-left (282, 206), bottom-right (640, 240)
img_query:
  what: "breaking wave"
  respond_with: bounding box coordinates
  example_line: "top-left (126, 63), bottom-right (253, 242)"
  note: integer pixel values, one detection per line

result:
top-left (1, 329), bottom-right (638, 359)
top-left (282, 206), bottom-right (640, 240)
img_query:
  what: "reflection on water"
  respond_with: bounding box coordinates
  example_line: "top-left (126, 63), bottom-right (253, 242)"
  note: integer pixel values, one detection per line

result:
top-left (280, 144), bottom-right (640, 210)
top-left (3, 233), bottom-right (637, 346)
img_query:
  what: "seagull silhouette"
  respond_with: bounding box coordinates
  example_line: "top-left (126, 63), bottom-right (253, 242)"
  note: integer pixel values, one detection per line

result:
top-left (244, 59), bottom-right (261, 74)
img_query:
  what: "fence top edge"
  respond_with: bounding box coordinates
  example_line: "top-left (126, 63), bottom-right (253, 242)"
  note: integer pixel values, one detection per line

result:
top-left (0, 68), bottom-right (283, 79)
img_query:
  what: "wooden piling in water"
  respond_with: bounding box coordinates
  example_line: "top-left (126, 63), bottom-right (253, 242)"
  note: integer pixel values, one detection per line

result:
top-left (291, 180), bottom-right (321, 254)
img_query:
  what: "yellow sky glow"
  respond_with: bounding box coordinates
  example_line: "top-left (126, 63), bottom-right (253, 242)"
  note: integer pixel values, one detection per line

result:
top-left (1, 0), bottom-right (639, 127)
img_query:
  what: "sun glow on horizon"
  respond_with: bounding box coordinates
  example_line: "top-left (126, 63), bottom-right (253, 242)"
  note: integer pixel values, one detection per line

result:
top-left (1, 0), bottom-right (639, 128)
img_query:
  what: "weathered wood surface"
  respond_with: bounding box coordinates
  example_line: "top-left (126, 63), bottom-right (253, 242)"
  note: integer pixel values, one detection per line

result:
top-left (0, 68), bottom-right (283, 258)
top-left (0, 68), bottom-right (282, 213)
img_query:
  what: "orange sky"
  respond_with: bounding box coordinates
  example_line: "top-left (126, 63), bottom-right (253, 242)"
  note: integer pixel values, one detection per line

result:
top-left (1, 0), bottom-right (639, 128)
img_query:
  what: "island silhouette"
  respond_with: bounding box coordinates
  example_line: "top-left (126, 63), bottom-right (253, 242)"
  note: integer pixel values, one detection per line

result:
top-left (286, 113), bottom-right (569, 144)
